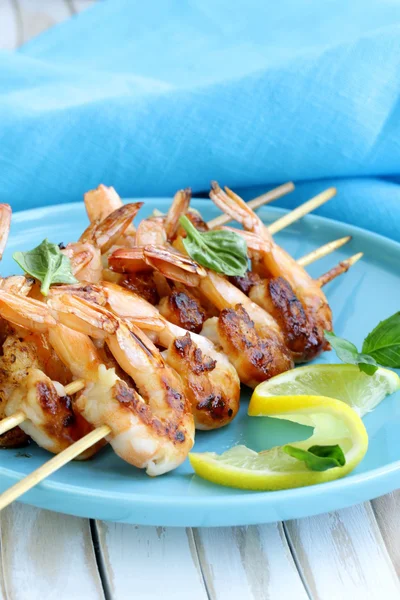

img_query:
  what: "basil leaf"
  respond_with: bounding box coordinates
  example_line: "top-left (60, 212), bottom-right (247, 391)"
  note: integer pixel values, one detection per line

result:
top-left (179, 215), bottom-right (248, 276)
top-left (283, 444), bottom-right (346, 472)
top-left (13, 239), bottom-right (78, 296)
top-left (362, 312), bottom-right (400, 368)
top-left (324, 330), bottom-right (378, 376)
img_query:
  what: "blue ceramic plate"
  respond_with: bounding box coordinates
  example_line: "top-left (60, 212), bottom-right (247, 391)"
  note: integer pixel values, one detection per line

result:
top-left (0, 199), bottom-right (399, 526)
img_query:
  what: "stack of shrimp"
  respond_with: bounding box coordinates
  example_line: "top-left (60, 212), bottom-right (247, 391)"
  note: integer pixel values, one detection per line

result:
top-left (0, 182), bottom-right (345, 477)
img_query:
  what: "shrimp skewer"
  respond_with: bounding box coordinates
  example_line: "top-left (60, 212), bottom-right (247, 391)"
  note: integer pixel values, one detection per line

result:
top-left (220, 228), bottom-right (324, 361)
top-left (108, 206), bottom-right (294, 386)
top-left (50, 321), bottom-right (195, 475)
top-left (0, 291), bottom-right (195, 476)
top-left (0, 328), bottom-right (101, 456)
top-left (209, 183), bottom-right (334, 354)
top-left (49, 283), bottom-right (241, 430)
top-left (197, 270), bottom-right (294, 387)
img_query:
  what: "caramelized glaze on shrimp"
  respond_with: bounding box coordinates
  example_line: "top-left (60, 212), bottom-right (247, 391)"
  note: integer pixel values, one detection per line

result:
top-left (198, 271), bottom-right (294, 387)
top-left (49, 316), bottom-right (195, 475)
top-left (50, 282), bottom-right (240, 430)
top-left (0, 333), bottom-right (101, 457)
top-left (209, 182), bottom-right (332, 356)
top-left (0, 291), bottom-right (194, 474)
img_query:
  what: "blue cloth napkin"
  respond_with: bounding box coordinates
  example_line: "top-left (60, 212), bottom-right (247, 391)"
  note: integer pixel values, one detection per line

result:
top-left (1, 0), bottom-right (400, 241)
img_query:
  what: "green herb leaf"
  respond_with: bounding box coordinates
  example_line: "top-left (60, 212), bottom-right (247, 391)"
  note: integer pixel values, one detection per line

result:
top-left (324, 330), bottom-right (378, 376)
top-left (283, 444), bottom-right (346, 472)
top-left (362, 312), bottom-right (400, 368)
top-left (13, 239), bottom-right (78, 296)
top-left (179, 215), bottom-right (248, 276)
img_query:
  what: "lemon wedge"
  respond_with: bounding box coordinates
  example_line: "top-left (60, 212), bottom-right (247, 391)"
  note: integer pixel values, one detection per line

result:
top-left (252, 364), bottom-right (400, 416)
top-left (189, 395), bottom-right (368, 491)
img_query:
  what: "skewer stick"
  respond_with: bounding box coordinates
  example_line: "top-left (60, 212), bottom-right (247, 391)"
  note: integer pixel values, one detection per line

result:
top-left (297, 236), bottom-right (352, 267)
top-left (317, 252), bottom-right (363, 287)
top-left (0, 425), bottom-right (110, 512)
top-left (0, 380), bottom-right (86, 437)
top-left (63, 379), bottom-right (86, 396)
top-left (0, 411), bottom-right (25, 435)
top-left (207, 182), bottom-right (295, 229)
top-left (267, 187), bottom-right (336, 235)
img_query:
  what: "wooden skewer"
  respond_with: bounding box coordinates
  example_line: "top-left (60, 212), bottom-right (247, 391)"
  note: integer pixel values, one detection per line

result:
top-left (207, 181), bottom-right (295, 229)
top-left (267, 187), bottom-right (336, 235)
top-left (0, 425), bottom-right (110, 512)
top-left (297, 236), bottom-right (352, 267)
top-left (0, 411), bottom-right (25, 435)
top-left (317, 252), bottom-right (364, 287)
top-left (0, 379), bottom-right (86, 437)
top-left (62, 379), bottom-right (86, 396)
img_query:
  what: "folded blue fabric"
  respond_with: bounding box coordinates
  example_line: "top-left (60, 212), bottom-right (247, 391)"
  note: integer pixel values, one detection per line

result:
top-left (1, 0), bottom-right (400, 241)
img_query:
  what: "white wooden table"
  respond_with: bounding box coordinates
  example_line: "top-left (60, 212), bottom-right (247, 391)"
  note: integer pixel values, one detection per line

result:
top-left (1, 3), bottom-right (400, 598)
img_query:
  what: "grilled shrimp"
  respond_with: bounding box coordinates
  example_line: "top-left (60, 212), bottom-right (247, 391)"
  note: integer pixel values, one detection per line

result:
top-left (80, 202), bottom-right (143, 254)
top-left (209, 182), bottom-right (332, 355)
top-left (62, 200), bottom-right (143, 283)
top-left (225, 230), bottom-right (322, 361)
top-left (48, 312), bottom-right (195, 475)
top-left (0, 275), bottom-right (35, 296)
top-left (158, 284), bottom-right (207, 333)
top-left (164, 187), bottom-right (209, 240)
top-left (164, 188), bottom-right (192, 240)
top-left (84, 184), bottom-right (136, 246)
top-left (197, 270), bottom-right (294, 387)
top-left (5, 367), bottom-right (100, 457)
top-left (50, 282), bottom-right (240, 430)
top-left (62, 242), bottom-right (102, 284)
top-left (0, 292), bottom-right (101, 454)
top-left (0, 290), bottom-right (195, 474)
top-left (0, 333), bottom-right (101, 457)
top-left (109, 245), bottom-right (206, 287)
top-left (108, 199), bottom-right (207, 286)
top-left (109, 215), bottom-right (206, 287)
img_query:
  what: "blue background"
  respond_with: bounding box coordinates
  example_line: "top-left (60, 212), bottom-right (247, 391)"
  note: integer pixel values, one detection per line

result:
top-left (1, 0), bottom-right (399, 240)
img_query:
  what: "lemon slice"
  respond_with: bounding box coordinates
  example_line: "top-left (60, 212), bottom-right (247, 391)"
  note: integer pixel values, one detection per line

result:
top-left (189, 395), bottom-right (368, 491)
top-left (252, 364), bottom-right (400, 417)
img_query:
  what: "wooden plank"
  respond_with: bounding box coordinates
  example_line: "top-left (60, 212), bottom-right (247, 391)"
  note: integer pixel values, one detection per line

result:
top-left (0, 0), bottom-right (20, 50)
top-left (285, 503), bottom-right (400, 600)
top-left (95, 521), bottom-right (208, 600)
top-left (372, 490), bottom-right (400, 577)
top-left (15, 0), bottom-right (72, 44)
top-left (1, 504), bottom-right (104, 600)
top-left (194, 523), bottom-right (308, 600)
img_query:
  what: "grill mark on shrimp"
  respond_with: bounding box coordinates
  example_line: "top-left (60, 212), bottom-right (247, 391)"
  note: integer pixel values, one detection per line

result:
top-left (114, 380), bottom-right (186, 443)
